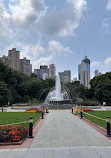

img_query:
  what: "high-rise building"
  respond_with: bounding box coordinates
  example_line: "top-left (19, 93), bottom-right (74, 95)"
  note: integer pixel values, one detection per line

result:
top-left (1, 48), bottom-right (32, 76)
top-left (64, 70), bottom-right (71, 83)
top-left (94, 70), bottom-right (102, 77)
top-left (49, 64), bottom-right (55, 78)
top-left (95, 70), bottom-right (99, 77)
top-left (58, 72), bottom-right (64, 83)
top-left (1, 55), bottom-right (10, 67)
top-left (19, 57), bottom-right (32, 76)
top-left (8, 48), bottom-right (20, 71)
top-left (34, 65), bottom-right (49, 79)
top-left (59, 70), bottom-right (71, 83)
top-left (78, 56), bottom-right (90, 88)
top-left (40, 65), bottom-right (48, 69)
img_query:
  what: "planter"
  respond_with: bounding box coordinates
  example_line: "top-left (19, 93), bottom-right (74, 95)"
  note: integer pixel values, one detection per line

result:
top-left (0, 137), bottom-right (26, 146)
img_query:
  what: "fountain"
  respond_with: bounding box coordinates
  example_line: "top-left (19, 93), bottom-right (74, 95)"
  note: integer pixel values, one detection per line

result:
top-left (44, 74), bottom-right (72, 106)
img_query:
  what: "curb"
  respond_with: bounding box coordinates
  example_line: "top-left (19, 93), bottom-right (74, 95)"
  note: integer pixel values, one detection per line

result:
top-left (0, 139), bottom-right (25, 146)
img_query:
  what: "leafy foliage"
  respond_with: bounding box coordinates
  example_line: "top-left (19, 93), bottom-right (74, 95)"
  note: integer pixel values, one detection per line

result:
top-left (65, 81), bottom-right (85, 102)
top-left (78, 99), bottom-right (99, 106)
top-left (0, 82), bottom-right (12, 106)
top-left (89, 72), bottom-right (111, 105)
top-left (0, 59), bottom-right (111, 106)
top-left (0, 60), bottom-right (55, 106)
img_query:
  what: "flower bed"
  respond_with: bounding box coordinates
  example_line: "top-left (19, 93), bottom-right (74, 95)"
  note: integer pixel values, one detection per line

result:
top-left (81, 107), bottom-right (93, 112)
top-left (0, 125), bottom-right (28, 143)
top-left (25, 108), bottom-right (42, 113)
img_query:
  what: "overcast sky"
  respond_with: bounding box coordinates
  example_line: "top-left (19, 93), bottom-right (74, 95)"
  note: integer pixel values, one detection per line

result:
top-left (0, 0), bottom-right (111, 79)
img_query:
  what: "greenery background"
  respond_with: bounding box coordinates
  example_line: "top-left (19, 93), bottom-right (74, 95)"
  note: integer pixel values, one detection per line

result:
top-left (0, 60), bottom-right (111, 106)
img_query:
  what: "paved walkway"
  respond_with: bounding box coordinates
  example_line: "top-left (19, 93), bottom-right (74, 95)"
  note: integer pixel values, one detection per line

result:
top-left (1, 110), bottom-right (111, 158)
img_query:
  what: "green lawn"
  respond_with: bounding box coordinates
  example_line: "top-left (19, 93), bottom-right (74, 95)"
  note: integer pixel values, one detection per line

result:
top-left (0, 112), bottom-right (42, 128)
top-left (79, 111), bottom-right (111, 130)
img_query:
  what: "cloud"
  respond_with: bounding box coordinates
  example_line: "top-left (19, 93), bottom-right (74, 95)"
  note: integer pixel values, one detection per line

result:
top-left (102, 17), bottom-right (111, 32)
top-left (102, 18), bottom-right (110, 29)
top-left (2, 40), bottom-right (72, 70)
top-left (0, 1), bottom-right (13, 41)
top-left (35, 55), bottom-right (53, 67)
top-left (91, 57), bottom-right (111, 78)
top-left (106, 0), bottom-right (111, 11)
top-left (5, 42), bottom-right (45, 60)
top-left (102, 0), bottom-right (111, 32)
top-left (91, 61), bottom-right (102, 68)
top-left (39, 0), bottom-right (87, 37)
top-left (104, 57), bottom-right (111, 66)
top-left (7, 0), bottom-right (47, 28)
top-left (48, 40), bottom-right (72, 55)
top-left (0, 0), bottom-right (47, 42)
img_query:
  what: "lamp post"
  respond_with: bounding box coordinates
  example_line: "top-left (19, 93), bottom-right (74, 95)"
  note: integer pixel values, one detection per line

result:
top-left (106, 116), bottom-right (110, 136)
top-left (72, 107), bottom-right (73, 113)
top-left (80, 110), bottom-right (83, 119)
top-left (42, 111), bottom-right (44, 119)
top-left (28, 117), bottom-right (34, 138)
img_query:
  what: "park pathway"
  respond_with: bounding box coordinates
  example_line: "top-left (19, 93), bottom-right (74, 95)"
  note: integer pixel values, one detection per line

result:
top-left (1, 110), bottom-right (111, 158)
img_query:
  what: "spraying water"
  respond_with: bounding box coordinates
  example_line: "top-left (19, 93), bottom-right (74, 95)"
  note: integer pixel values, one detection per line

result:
top-left (55, 74), bottom-right (62, 101)
top-left (45, 74), bottom-right (70, 104)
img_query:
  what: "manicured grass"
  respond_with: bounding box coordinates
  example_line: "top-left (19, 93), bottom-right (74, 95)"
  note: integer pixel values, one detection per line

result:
top-left (0, 112), bottom-right (42, 128)
top-left (79, 111), bottom-right (111, 130)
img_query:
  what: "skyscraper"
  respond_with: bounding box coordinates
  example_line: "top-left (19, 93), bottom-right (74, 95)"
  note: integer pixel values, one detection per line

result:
top-left (78, 56), bottom-right (90, 88)
top-left (49, 64), bottom-right (56, 78)
top-left (64, 70), bottom-right (71, 83)
top-left (19, 57), bottom-right (32, 76)
top-left (1, 48), bottom-right (32, 76)
top-left (8, 48), bottom-right (20, 71)
top-left (59, 70), bottom-right (71, 83)
top-left (34, 65), bottom-right (49, 79)
top-left (95, 70), bottom-right (99, 77)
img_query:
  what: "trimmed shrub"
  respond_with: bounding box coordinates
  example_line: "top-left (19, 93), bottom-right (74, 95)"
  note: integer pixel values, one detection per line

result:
top-left (78, 100), bottom-right (99, 106)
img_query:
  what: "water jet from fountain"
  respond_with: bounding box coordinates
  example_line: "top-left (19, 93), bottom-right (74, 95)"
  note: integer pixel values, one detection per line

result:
top-left (44, 74), bottom-right (72, 106)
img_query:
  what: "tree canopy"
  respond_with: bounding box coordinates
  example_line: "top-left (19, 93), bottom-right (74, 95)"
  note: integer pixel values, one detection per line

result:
top-left (89, 72), bottom-right (111, 105)
top-left (0, 59), bottom-right (111, 106)
top-left (0, 60), bottom-right (55, 106)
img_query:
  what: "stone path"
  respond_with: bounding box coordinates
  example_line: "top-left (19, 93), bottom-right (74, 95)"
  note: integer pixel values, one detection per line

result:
top-left (1, 110), bottom-right (111, 158)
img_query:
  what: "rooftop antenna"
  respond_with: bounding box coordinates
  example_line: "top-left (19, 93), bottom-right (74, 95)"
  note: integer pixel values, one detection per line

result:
top-left (84, 50), bottom-right (88, 58)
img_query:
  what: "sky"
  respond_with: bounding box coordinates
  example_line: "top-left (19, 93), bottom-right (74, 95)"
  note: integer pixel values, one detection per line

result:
top-left (0, 0), bottom-right (111, 80)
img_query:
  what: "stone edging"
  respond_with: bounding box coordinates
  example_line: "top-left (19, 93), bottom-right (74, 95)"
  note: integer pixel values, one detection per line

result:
top-left (0, 138), bottom-right (25, 146)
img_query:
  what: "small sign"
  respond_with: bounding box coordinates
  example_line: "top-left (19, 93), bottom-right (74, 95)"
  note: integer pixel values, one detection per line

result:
top-left (103, 102), bottom-right (106, 106)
